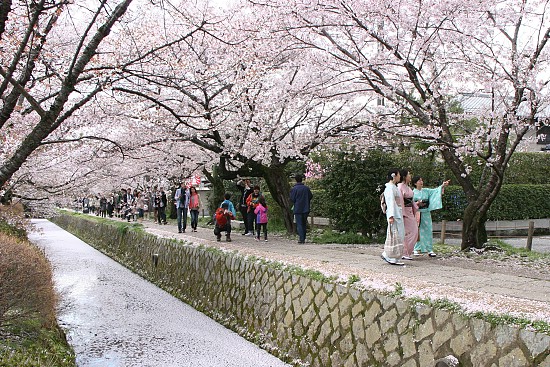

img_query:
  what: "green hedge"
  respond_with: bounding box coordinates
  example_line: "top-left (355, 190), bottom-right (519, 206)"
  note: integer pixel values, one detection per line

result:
top-left (503, 153), bottom-right (550, 184)
top-left (394, 151), bottom-right (550, 186)
top-left (433, 185), bottom-right (550, 221)
top-left (228, 152), bottom-right (550, 230)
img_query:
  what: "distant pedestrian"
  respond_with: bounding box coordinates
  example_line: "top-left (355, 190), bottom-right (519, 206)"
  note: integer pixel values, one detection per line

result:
top-left (156, 187), bottom-right (167, 225)
top-left (412, 176), bottom-right (450, 257)
top-left (106, 196), bottom-right (114, 218)
top-left (135, 191), bottom-right (145, 222)
top-left (145, 186), bottom-right (152, 220)
top-left (214, 202), bottom-right (235, 242)
top-left (82, 196), bottom-right (90, 214)
top-left (290, 174), bottom-right (313, 244)
top-left (160, 188), bottom-right (167, 224)
top-left (116, 189), bottom-right (125, 218)
top-left (151, 186), bottom-right (158, 221)
top-left (175, 182), bottom-right (190, 232)
top-left (188, 186), bottom-right (201, 232)
top-left (89, 195), bottom-right (97, 215)
top-left (382, 168), bottom-right (405, 265)
top-left (122, 201), bottom-right (133, 222)
top-left (126, 188), bottom-right (134, 206)
top-left (254, 196), bottom-right (268, 242)
top-left (236, 179), bottom-right (254, 235)
top-left (99, 194), bottom-right (107, 218)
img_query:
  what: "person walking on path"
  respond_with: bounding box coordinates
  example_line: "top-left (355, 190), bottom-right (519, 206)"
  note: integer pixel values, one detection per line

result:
top-left (214, 202), bottom-right (235, 242)
top-left (99, 194), bottom-right (107, 218)
top-left (398, 169), bottom-right (419, 260)
top-left (412, 176), bottom-right (450, 257)
top-left (290, 174), bottom-right (313, 244)
top-left (175, 182), bottom-right (190, 233)
top-left (106, 195), bottom-right (114, 218)
top-left (237, 179), bottom-right (254, 235)
top-left (246, 185), bottom-right (264, 237)
top-left (254, 197), bottom-right (269, 242)
top-left (382, 168), bottom-right (405, 265)
top-left (188, 186), bottom-right (201, 232)
top-left (135, 191), bottom-right (145, 222)
top-left (156, 187), bottom-right (168, 225)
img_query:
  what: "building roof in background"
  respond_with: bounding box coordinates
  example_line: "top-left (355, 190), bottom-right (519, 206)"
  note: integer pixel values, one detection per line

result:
top-left (455, 93), bottom-right (507, 115)
top-left (455, 93), bottom-right (550, 120)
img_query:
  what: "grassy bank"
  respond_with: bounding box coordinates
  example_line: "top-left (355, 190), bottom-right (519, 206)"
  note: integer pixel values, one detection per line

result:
top-left (0, 217), bottom-right (75, 367)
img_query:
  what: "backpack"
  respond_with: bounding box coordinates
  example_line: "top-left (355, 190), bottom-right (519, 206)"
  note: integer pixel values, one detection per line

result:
top-left (380, 192), bottom-right (387, 214)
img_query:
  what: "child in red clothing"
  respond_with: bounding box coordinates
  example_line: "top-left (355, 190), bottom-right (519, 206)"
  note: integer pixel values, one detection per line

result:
top-left (214, 202), bottom-right (235, 242)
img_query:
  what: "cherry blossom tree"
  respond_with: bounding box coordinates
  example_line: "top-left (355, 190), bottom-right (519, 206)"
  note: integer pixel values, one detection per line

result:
top-left (251, 0), bottom-right (550, 248)
top-left (0, 0), bottom-right (131, 190)
top-left (6, 88), bottom-right (212, 211)
top-left (0, 0), bottom-right (212, 202)
top-left (105, 2), bottom-right (376, 232)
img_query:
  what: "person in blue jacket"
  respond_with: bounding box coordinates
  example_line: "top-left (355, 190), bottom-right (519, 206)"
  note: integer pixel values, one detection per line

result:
top-left (220, 192), bottom-right (237, 217)
top-left (290, 174), bottom-right (313, 244)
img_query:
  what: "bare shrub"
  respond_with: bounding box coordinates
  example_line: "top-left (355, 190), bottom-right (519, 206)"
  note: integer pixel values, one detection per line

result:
top-left (0, 202), bottom-right (30, 239)
top-left (0, 232), bottom-right (57, 330)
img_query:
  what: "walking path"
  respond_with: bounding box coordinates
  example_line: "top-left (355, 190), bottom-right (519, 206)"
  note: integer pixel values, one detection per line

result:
top-left (30, 219), bottom-right (290, 367)
top-left (139, 217), bottom-right (550, 324)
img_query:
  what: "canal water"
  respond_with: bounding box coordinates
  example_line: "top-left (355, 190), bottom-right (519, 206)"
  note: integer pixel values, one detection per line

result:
top-left (30, 219), bottom-right (289, 367)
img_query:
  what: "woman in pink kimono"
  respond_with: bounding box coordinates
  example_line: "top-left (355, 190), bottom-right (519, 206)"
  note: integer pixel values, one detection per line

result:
top-left (398, 169), bottom-right (419, 260)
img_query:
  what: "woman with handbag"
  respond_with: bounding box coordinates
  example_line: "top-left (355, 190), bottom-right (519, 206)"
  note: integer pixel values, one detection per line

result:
top-left (412, 176), bottom-right (451, 257)
top-left (382, 168), bottom-right (405, 266)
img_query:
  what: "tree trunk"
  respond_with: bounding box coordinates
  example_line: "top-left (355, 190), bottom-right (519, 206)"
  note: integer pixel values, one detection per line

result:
top-left (440, 145), bottom-right (496, 250)
top-left (262, 166), bottom-right (294, 234)
top-left (461, 201), bottom-right (488, 250)
top-left (203, 166), bottom-right (225, 215)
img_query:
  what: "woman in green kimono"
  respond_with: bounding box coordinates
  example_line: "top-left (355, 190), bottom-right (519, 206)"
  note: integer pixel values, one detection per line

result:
top-left (412, 177), bottom-right (450, 257)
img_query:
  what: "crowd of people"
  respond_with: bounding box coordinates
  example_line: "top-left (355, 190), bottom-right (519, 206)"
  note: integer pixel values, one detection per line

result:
top-left (382, 168), bottom-right (450, 266)
top-left (232, 174), bottom-right (313, 244)
top-left (75, 170), bottom-right (448, 258)
top-left (75, 179), bottom-right (276, 243)
top-left (72, 173), bottom-right (315, 245)
top-left (77, 186), bottom-right (171, 223)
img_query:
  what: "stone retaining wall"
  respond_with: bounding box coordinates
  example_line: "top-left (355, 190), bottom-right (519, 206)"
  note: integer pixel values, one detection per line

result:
top-left (52, 214), bottom-right (550, 367)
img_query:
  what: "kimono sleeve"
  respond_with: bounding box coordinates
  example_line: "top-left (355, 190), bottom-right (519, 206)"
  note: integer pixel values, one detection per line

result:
top-left (426, 185), bottom-right (444, 211)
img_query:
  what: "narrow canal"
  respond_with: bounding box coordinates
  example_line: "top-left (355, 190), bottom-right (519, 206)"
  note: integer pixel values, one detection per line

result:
top-left (30, 219), bottom-right (289, 367)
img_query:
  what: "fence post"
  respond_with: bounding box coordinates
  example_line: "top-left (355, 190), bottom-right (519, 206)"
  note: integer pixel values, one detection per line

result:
top-left (440, 220), bottom-right (446, 245)
top-left (526, 221), bottom-right (534, 251)
top-left (310, 216), bottom-right (315, 229)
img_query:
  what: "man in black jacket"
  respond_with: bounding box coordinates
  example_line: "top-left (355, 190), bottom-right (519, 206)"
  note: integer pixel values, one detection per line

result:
top-left (290, 174), bottom-right (313, 244)
top-left (236, 178), bottom-right (254, 235)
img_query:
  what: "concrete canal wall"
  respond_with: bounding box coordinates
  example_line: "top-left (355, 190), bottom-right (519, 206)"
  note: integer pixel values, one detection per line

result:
top-left (52, 214), bottom-right (550, 367)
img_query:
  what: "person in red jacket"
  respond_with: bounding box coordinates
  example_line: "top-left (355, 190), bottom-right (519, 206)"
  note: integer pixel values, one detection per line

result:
top-left (214, 202), bottom-right (235, 242)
